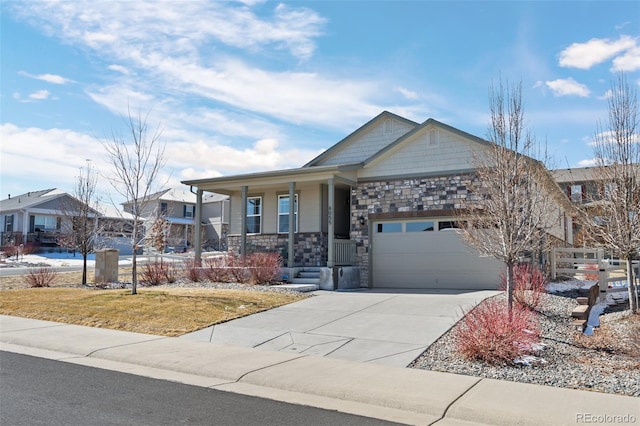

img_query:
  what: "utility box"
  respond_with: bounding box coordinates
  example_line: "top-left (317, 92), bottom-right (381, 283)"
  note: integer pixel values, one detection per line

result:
top-left (95, 249), bottom-right (119, 283)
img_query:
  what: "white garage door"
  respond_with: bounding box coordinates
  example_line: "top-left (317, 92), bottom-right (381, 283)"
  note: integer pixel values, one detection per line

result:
top-left (371, 219), bottom-right (503, 289)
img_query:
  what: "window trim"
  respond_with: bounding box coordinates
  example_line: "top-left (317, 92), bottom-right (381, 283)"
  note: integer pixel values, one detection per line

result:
top-left (246, 196), bottom-right (262, 235)
top-left (277, 193), bottom-right (298, 234)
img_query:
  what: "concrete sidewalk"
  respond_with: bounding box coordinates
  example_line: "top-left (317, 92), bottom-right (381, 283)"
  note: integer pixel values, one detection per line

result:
top-left (1, 315), bottom-right (637, 426)
top-left (181, 289), bottom-right (498, 367)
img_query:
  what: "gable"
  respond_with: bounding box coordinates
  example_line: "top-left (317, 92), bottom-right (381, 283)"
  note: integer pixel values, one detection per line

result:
top-left (359, 123), bottom-right (489, 179)
top-left (306, 112), bottom-right (418, 167)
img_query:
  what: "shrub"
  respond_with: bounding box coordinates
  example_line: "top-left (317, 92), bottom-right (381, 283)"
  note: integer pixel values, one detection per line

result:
top-left (140, 261), bottom-right (168, 286)
top-left (162, 261), bottom-right (180, 283)
top-left (583, 263), bottom-right (599, 281)
top-left (202, 256), bottom-right (230, 282)
top-left (247, 252), bottom-right (282, 285)
top-left (184, 259), bottom-right (202, 282)
top-left (499, 263), bottom-right (548, 310)
top-left (453, 298), bottom-right (541, 365)
top-left (24, 267), bottom-right (58, 288)
top-left (225, 252), bottom-right (251, 284)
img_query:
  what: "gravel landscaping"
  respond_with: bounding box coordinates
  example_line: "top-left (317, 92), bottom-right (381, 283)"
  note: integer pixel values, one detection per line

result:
top-left (410, 291), bottom-right (640, 397)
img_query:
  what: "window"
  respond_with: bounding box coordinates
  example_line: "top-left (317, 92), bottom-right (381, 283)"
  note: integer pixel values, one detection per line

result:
top-left (604, 183), bottom-right (616, 201)
top-left (246, 196), bottom-right (262, 234)
top-left (376, 222), bottom-right (402, 233)
top-left (278, 194), bottom-right (298, 233)
top-left (183, 204), bottom-right (195, 218)
top-left (32, 215), bottom-right (60, 232)
top-left (438, 221), bottom-right (459, 231)
top-left (4, 215), bottom-right (13, 232)
top-left (160, 202), bottom-right (168, 215)
top-left (406, 221), bottom-right (434, 232)
top-left (569, 184), bottom-right (584, 203)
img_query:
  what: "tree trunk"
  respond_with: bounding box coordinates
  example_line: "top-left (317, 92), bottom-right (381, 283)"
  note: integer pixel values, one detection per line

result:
top-left (131, 250), bottom-right (138, 295)
top-left (627, 256), bottom-right (638, 313)
top-left (507, 262), bottom-right (514, 317)
top-left (82, 255), bottom-right (87, 286)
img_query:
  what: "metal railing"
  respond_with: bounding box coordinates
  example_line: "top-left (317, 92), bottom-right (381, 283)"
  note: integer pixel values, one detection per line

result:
top-left (334, 239), bottom-right (356, 265)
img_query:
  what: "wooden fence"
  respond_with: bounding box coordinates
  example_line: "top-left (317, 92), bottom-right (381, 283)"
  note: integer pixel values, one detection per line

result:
top-left (551, 247), bottom-right (639, 296)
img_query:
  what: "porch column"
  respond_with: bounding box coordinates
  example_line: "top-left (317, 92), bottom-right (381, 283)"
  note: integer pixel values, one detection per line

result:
top-left (194, 189), bottom-right (203, 266)
top-left (288, 181), bottom-right (295, 267)
top-left (22, 209), bottom-right (30, 244)
top-left (327, 178), bottom-right (334, 268)
top-left (240, 185), bottom-right (248, 257)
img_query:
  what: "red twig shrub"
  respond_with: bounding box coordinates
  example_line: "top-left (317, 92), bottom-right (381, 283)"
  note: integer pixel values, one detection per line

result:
top-left (499, 263), bottom-right (548, 310)
top-left (184, 259), bottom-right (202, 282)
top-left (453, 298), bottom-right (541, 365)
top-left (583, 263), bottom-right (599, 281)
top-left (25, 267), bottom-right (58, 288)
top-left (140, 261), bottom-right (168, 286)
top-left (225, 253), bottom-right (251, 284)
top-left (202, 256), bottom-right (230, 282)
top-left (247, 252), bottom-right (282, 284)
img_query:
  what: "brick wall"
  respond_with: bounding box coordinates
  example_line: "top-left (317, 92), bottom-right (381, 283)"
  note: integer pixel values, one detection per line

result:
top-left (228, 232), bottom-right (328, 267)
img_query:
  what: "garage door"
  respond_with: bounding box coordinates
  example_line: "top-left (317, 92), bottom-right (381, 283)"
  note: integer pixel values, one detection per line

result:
top-left (371, 219), bottom-right (503, 289)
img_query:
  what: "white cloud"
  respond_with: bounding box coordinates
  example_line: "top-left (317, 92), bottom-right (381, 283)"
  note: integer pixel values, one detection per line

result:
top-left (108, 64), bottom-right (130, 75)
top-left (545, 78), bottom-right (590, 97)
top-left (577, 158), bottom-right (597, 167)
top-left (395, 86), bottom-right (419, 100)
top-left (19, 71), bottom-right (72, 84)
top-left (28, 90), bottom-right (51, 100)
top-left (611, 46), bottom-right (640, 72)
top-left (558, 35), bottom-right (637, 69)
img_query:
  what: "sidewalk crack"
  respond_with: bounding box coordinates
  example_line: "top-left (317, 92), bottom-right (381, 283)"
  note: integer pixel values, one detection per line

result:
top-left (429, 378), bottom-right (483, 426)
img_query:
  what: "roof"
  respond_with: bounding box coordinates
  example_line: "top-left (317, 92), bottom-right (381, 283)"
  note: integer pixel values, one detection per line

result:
top-left (95, 203), bottom-right (136, 220)
top-left (0, 188), bottom-right (68, 211)
top-left (551, 167), bottom-right (601, 183)
top-left (124, 188), bottom-right (228, 205)
top-left (303, 111), bottom-right (419, 167)
top-left (363, 117), bottom-right (492, 167)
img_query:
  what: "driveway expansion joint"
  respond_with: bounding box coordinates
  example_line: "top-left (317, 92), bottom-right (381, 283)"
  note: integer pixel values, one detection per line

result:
top-left (235, 354), bottom-right (309, 383)
top-left (429, 377), bottom-right (483, 425)
top-left (86, 336), bottom-right (169, 357)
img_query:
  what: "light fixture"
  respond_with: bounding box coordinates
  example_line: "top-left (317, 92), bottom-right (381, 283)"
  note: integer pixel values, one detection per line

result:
top-left (358, 215), bottom-right (366, 225)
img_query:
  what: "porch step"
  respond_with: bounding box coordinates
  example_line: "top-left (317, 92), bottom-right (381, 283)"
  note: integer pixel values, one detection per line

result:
top-left (571, 305), bottom-right (590, 320)
top-left (576, 297), bottom-right (589, 305)
top-left (298, 271), bottom-right (321, 279)
top-left (289, 278), bottom-right (320, 285)
top-left (277, 283), bottom-right (319, 292)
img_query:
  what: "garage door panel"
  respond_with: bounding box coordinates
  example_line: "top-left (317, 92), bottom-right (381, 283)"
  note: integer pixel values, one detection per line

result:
top-left (372, 220), bottom-right (502, 290)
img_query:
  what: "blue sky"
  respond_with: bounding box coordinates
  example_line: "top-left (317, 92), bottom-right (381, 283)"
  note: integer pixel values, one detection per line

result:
top-left (1, 1), bottom-right (639, 203)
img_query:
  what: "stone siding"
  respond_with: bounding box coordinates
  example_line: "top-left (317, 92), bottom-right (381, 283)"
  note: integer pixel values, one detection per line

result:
top-left (228, 232), bottom-right (328, 267)
top-left (350, 173), bottom-right (480, 287)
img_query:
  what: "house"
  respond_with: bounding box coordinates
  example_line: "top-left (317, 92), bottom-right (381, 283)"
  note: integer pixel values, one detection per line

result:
top-left (0, 188), bottom-right (138, 253)
top-left (0, 189), bottom-right (91, 247)
top-left (122, 188), bottom-right (229, 252)
top-left (182, 111), bottom-right (573, 290)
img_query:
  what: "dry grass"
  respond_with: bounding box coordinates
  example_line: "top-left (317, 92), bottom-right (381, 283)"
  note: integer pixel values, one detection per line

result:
top-left (0, 268), bottom-right (135, 290)
top-left (0, 287), bottom-right (305, 336)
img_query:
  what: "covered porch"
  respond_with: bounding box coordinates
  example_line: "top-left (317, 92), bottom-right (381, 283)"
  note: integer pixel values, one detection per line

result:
top-left (183, 163), bottom-right (361, 269)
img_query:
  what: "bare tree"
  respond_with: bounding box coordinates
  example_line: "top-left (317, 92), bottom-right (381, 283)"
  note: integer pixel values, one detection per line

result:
top-left (102, 106), bottom-right (166, 295)
top-left (459, 79), bottom-right (563, 313)
top-left (582, 74), bottom-right (639, 313)
top-left (60, 161), bottom-right (100, 286)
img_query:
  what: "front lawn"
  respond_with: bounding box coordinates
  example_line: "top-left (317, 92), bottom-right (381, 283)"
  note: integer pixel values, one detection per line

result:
top-left (0, 287), bottom-right (306, 336)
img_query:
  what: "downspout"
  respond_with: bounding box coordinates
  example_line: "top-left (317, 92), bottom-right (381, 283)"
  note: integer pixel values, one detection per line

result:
top-left (190, 186), bottom-right (203, 266)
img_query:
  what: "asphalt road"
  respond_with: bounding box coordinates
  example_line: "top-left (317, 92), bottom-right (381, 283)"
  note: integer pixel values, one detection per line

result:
top-left (0, 351), bottom-right (401, 426)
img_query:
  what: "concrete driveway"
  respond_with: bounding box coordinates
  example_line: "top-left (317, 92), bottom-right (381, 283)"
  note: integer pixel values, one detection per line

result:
top-left (180, 289), bottom-right (498, 367)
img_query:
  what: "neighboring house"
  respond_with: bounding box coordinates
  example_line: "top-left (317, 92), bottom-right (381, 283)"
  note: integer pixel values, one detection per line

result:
top-left (0, 189), bottom-right (88, 247)
top-left (93, 203), bottom-right (137, 255)
top-left (122, 188), bottom-right (229, 252)
top-left (182, 111), bottom-right (573, 290)
top-left (0, 188), bottom-right (137, 253)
